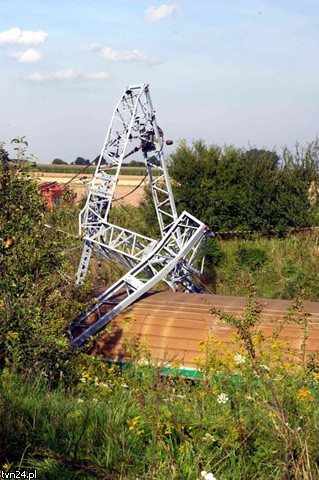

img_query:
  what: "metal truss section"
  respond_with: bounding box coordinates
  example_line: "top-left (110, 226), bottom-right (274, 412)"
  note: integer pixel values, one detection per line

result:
top-left (70, 211), bottom-right (207, 347)
top-left (84, 223), bottom-right (157, 270)
top-left (76, 83), bottom-right (178, 284)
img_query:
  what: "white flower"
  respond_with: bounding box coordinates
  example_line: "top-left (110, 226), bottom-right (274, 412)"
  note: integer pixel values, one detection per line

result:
top-left (245, 395), bottom-right (255, 401)
top-left (121, 383), bottom-right (129, 388)
top-left (216, 393), bottom-right (229, 404)
top-left (201, 471), bottom-right (218, 480)
top-left (260, 364), bottom-right (270, 371)
top-left (234, 353), bottom-right (246, 365)
top-left (202, 433), bottom-right (217, 443)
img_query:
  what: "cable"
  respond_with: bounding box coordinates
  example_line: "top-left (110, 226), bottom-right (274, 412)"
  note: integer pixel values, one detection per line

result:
top-left (62, 159), bottom-right (97, 188)
top-left (43, 223), bottom-right (80, 238)
top-left (113, 173), bottom-right (148, 202)
top-left (62, 145), bottom-right (142, 190)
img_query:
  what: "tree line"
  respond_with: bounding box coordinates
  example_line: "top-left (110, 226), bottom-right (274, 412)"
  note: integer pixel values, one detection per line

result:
top-left (52, 157), bottom-right (145, 166)
top-left (164, 139), bottom-right (319, 234)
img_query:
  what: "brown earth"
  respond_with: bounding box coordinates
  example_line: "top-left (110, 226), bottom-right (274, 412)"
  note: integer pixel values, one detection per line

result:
top-left (38, 172), bottom-right (147, 206)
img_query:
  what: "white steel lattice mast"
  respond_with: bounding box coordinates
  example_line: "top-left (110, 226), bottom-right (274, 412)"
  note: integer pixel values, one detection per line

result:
top-left (70, 84), bottom-right (209, 347)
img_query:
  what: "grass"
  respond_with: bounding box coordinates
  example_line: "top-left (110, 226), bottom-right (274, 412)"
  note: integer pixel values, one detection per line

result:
top-left (203, 232), bottom-right (319, 301)
top-left (1, 309), bottom-right (319, 479)
top-left (45, 200), bottom-right (319, 302)
top-left (2, 202), bottom-right (319, 479)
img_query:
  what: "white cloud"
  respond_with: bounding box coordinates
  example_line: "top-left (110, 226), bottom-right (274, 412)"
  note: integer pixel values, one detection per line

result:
top-left (84, 71), bottom-right (110, 80)
top-left (12, 48), bottom-right (42, 63)
top-left (54, 69), bottom-right (79, 80)
top-left (84, 43), bottom-right (154, 63)
top-left (0, 27), bottom-right (48, 45)
top-left (145, 4), bottom-right (178, 22)
top-left (23, 69), bottom-right (110, 82)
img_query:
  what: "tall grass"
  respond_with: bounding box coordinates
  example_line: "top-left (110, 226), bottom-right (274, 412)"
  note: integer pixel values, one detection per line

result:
top-left (46, 201), bottom-right (319, 301)
top-left (208, 232), bottom-right (319, 301)
top-left (1, 308), bottom-right (319, 480)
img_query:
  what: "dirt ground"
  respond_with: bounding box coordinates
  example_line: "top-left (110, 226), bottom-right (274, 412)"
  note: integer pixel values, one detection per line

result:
top-left (38, 172), bottom-right (147, 206)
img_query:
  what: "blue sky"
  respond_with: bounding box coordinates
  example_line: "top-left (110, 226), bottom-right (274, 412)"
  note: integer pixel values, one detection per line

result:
top-left (1, 0), bottom-right (318, 163)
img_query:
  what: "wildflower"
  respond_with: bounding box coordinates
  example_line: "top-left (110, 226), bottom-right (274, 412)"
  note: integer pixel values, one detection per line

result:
top-left (245, 395), bottom-right (255, 401)
top-left (179, 444), bottom-right (185, 452)
top-left (2, 464), bottom-right (9, 471)
top-left (259, 364), bottom-right (270, 372)
top-left (216, 393), bottom-right (229, 404)
top-left (202, 433), bottom-right (217, 443)
top-left (137, 429), bottom-right (144, 435)
top-left (297, 387), bottom-right (314, 403)
top-left (234, 353), bottom-right (246, 365)
top-left (201, 471), bottom-right (218, 480)
top-left (121, 383), bottom-right (129, 388)
top-left (77, 398), bottom-right (84, 403)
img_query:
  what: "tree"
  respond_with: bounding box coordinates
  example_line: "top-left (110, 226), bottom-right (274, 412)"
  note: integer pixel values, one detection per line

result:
top-left (52, 158), bottom-right (67, 165)
top-left (127, 160), bottom-right (145, 167)
top-left (0, 145), bottom-right (9, 163)
top-left (75, 157), bottom-right (90, 165)
top-left (142, 139), bottom-right (319, 234)
top-left (0, 139), bottom-right (89, 381)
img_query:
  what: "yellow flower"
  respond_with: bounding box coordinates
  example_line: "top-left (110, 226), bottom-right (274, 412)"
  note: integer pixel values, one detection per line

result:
top-left (2, 464), bottom-right (9, 471)
top-left (297, 387), bottom-right (314, 403)
top-left (268, 412), bottom-right (276, 418)
top-left (137, 429), bottom-right (144, 436)
top-left (179, 445), bottom-right (185, 452)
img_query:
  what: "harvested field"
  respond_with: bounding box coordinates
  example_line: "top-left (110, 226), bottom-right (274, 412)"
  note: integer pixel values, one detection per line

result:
top-left (37, 172), bottom-right (147, 206)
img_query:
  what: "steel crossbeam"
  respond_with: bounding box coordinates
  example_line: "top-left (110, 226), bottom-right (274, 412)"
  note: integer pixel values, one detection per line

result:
top-left (83, 222), bottom-right (157, 270)
top-left (70, 211), bottom-right (207, 346)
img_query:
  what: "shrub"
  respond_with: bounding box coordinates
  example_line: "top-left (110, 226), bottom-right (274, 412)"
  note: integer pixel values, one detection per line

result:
top-left (0, 139), bottom-right (91, 382)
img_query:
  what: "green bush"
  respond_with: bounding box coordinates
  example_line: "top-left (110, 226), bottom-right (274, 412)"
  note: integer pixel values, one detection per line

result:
top-left (0, 140), bottom-right (91, 382)
top-left (164, 139), bottom-right (319, 233)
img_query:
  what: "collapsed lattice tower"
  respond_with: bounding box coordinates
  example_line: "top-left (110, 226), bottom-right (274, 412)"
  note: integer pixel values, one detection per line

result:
top-left (70, 84), bottom-right (209, 347)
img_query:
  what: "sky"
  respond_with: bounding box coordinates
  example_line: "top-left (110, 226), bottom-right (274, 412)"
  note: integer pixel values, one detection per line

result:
top-left (1, 0), bottom-right (319, 163)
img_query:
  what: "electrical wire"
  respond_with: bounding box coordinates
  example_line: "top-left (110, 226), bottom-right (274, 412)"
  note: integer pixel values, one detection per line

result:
top-left (61, 159), bottom-right (97, 188)
top-left (43, 223), bottom-right (80, 238)
top-left (113, 173), bottom-right (148, 202)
